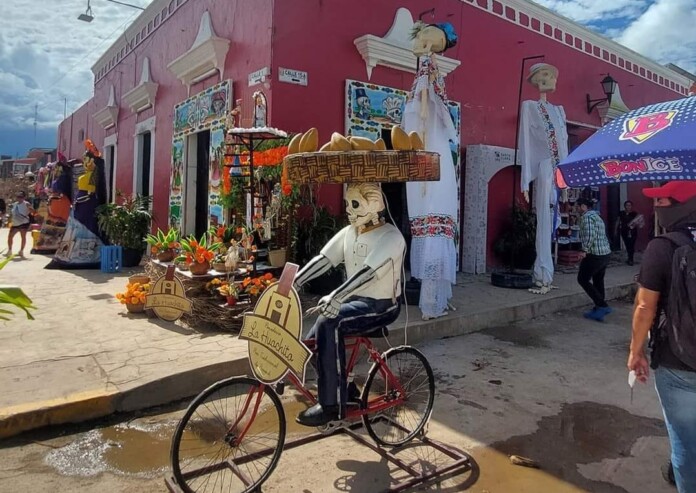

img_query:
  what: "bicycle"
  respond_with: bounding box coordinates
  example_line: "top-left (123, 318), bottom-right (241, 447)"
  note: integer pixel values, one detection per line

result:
top-left (169, 323), bottom-right (435, 493)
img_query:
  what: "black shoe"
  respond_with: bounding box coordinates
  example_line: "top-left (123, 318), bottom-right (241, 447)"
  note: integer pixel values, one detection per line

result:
top-left (296, 403), bottom-right (339, 427)
top-left (661, 461), bottom-right (676, 486)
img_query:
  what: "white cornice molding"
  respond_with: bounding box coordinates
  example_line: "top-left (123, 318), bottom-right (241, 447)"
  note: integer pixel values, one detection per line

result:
top-left (93, 85), bottom-right (119, 130)
top-left (123, 57), bottom-right (158, 114)
top-left (167, 11), bottom-right (230, 95)
top-left (92, 0), bottom-right (189, 81)
top-left (462, 0), bottom-right (690, 94)
top-left (354, 8), bottom-right (460, 80)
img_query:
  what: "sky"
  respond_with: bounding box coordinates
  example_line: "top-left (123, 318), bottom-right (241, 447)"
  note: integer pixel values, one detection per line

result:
top-left (0, 0), bottom-right (695, 158)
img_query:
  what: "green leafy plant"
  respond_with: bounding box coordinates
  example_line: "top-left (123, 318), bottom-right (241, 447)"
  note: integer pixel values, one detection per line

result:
top-left (96, 194), bottom-right (153, 252)
top-left (145, 227), bottom-right (180, 254)
top-left (493, 202), bottom-right (537, 270)
top-left (0, 256), bottom-right (36, 320)
top-left (176, 234), bottom-right (222, 265)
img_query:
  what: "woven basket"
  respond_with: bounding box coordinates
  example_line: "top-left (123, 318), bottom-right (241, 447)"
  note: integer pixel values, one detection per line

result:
top-left (284, 150), bottom-right (440, 184)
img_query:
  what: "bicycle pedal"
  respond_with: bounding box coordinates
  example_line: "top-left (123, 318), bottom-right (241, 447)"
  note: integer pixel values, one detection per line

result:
top-left (275, 380), bottom-right (285, 395)
top-left (318, 420), bottom-right (350, 434)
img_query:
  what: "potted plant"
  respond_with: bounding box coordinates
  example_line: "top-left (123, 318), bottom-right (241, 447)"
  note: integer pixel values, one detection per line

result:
top-left (219, 282), bottom-right (240, 306)
top-left (115, 280), bottom-right (150, 313)
top-left (176, 233), bottom-right (221, 275)
top-left (96, 194), bottom-right (152, 267)
top-left (145, 227), bottom-right (180, 262)
top-left (493, 202), bottom-right (537, 271)
top-left (241, 273), bottom-right (276, 303)
top-left (293, 206), bottom-right (346, 294)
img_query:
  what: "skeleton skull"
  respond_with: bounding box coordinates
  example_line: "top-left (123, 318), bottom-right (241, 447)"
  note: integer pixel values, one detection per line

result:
top-left (530, 67), bottom-right (558, 93)
top-left (345, 183), bottom-right (385, 229)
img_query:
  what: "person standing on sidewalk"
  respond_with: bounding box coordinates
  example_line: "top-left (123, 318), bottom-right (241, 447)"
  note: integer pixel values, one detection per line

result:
top-left (617, 200), bottom-right (642, 266)
top-left (6, 191), bottom-right (34, 258)
top-left (577, 198), bottom-right (612, 321)
top-left (628, 181), bottom-right (696, 493)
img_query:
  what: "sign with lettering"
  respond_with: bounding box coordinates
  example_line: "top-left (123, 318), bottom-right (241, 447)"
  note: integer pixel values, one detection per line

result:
top-left (278, 68), bottom-right (308, 86)
top-left (239, 263), bottom-right (311, 384)
top-left (145, 266), bottom-right (193, 321)
top-left (248, 67), bottom-right (270, 87)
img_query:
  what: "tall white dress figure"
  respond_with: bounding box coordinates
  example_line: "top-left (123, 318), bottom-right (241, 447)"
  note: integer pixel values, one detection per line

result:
top-left (404, 54), bottom-right (458, 319)
top-left (519, 63), bottom-right (569, 293)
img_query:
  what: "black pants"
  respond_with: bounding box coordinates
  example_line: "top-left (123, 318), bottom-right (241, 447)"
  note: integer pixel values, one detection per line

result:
top-left (577, 254), bottom-right (610, 308)
top-left (621, 232), bottom-right (636, 262)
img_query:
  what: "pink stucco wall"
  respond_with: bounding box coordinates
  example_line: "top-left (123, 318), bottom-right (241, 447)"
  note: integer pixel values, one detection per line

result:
top-left (57, 0), bottom-right (686, 266)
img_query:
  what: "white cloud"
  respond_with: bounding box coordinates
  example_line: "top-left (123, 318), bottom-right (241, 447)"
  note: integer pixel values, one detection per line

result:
top-left (534, 0), bottom-right (650, 24)
top-left (0, 0), bottom-right (149, 132)
top-left (617, 0), bottom-right (696, 73)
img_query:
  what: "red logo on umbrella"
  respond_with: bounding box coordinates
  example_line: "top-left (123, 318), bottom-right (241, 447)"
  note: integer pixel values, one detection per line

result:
top-left (620, 110), bottom-right (678, 144)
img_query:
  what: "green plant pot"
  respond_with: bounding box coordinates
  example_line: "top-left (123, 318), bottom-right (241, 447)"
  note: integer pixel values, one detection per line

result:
top-left (122, 248), bottom-right (144, 268)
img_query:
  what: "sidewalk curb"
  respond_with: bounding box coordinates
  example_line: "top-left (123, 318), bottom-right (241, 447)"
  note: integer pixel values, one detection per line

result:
top-left (0, 281), bottom-right (635, 439)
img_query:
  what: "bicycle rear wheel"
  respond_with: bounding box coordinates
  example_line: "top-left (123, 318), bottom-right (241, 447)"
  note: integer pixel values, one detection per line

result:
top-left (362, 346), bottom-right (435, 447)
top-left (171, 376), bottom-right (286, 493)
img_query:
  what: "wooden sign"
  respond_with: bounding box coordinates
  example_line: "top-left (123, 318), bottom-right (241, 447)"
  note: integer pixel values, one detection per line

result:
top-left (145, 266), bottom-right (193, 321)
top-left (239, 263), bottom-right (311, 384)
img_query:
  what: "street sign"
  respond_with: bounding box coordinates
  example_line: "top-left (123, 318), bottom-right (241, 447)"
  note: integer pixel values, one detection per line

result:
top-left (248, 67), bottom-right (270, 87)
top-left (278, 67), bottom-right (308, 86)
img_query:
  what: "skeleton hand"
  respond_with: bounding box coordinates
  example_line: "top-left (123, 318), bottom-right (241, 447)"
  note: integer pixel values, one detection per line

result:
top-left (318, 295), bottom-right (341, 319)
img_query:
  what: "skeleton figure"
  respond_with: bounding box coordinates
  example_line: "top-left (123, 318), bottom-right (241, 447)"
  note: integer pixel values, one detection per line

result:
top-left (294, 183), bottom-right (406, 427)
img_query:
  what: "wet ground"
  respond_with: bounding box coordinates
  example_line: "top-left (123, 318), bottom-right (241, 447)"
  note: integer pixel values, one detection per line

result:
top-left (0, 302), bottom-right (674, 492)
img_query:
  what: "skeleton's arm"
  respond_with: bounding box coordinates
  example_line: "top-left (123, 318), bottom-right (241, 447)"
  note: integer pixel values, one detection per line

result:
top-left (320, 257), bottom-right (392, 318)
top-left (294, 254), bottom-right (333, 288)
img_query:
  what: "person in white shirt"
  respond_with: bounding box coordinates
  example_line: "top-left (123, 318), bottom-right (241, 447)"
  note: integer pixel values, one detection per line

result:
top-left (6, 191), bottom-right (35, 258)
top-left (293, 183), bottom-right (406, 426)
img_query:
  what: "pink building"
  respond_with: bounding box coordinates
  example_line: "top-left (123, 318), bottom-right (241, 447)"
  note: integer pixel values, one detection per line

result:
top-left (58, 0), bottom-right (691, 271)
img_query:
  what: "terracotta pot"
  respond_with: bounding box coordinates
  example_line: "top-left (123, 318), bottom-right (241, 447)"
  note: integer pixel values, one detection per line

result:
top-left (128, 274), bottom-right (150, 285)
top-left (268, 248), bottom-right (287, 267)
top-left (126, 303), bottom-right (145, 313)
top-left (226, 295), bottom-right (237, 306)
top-left (189, 261), bottom-right (210, 276)
top-left (157, 249), bottom-right (176, 262)
top-left (212, 262), bottom-right (228, 272)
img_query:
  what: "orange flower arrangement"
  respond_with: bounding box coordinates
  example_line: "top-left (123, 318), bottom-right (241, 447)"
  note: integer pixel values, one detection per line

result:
top-left (241, 273), bottom-right (276, 297)
top-left (176, 234), bottom-right (221, 265)
top-left (115, 282), bottom-right (150, 305)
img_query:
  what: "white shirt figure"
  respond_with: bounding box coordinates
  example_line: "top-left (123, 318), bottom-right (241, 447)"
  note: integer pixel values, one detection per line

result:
top-left (519, 63), bottom-right (568, 293)
top-left (11, 200), bottom-right (32, 226)
top-left (321, 224), bottom-right (405, 301)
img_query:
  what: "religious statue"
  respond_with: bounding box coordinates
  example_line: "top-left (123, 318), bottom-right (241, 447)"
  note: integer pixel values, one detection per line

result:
top-left (403, 20), bottom-right (459, 320)
top-left (519, 63), bottom-right (569, 294)
top-left (293, 183), bottom-right (406, 426)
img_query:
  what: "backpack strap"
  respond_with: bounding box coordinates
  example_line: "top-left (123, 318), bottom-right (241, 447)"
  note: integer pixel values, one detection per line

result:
top-left (660, 231), bottom-right (696, 250)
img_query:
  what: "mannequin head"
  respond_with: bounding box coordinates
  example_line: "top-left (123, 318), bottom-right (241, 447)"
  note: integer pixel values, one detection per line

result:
top-left (411, 22), bottom-right (457, 56)
top-left (527, 63), bottom-right (559, 94)
top-left (345, 183), bottom-right (385, 230)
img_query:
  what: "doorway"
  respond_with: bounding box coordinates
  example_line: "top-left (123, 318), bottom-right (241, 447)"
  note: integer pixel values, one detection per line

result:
top-left (140, 131), bottom-right (151, 197)
top-left (195, 130), bottom-right (210, 238)
top-left (104, 144), bottom-right (115, 202)
top-left (607, 183), bottom-right (621, 250)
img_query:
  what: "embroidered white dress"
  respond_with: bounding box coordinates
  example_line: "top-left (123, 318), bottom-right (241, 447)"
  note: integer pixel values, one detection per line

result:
top-left (403, 55), bottom-right (458, 319)
top-left (519, 100), bottom-right (569, 286)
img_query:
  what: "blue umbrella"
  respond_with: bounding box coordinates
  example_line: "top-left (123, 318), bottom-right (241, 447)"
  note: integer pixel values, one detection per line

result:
top-left (556, 96), bottom-right (696, 188)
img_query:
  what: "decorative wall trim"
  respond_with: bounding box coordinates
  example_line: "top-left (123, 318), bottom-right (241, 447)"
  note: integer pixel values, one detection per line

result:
top-left (123, 57), bottom-right (159, 114)
top-left (92, 0), bottom-right (190, 82)
top-left (167, 10), bottom-right (230, 95)
top-left (460, 0), bottom-right (690, 95)
top-left (93, 85), bottom-right (119, 130)
top-left (132, 115), bottom-right (156, 198)
top-left (462, 144), bottom-right (516, 274)
top-left (598, 82), bottom-right (630, 123)
top-left (354, 8), bottom-right (460, 80)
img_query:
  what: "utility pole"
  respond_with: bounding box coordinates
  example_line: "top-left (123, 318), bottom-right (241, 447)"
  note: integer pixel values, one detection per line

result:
top-left (33, 104), bottom-right (38, 148)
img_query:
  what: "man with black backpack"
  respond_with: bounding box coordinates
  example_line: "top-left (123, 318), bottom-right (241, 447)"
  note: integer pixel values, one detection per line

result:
top-left (628, 181), bottom-right (696, 493)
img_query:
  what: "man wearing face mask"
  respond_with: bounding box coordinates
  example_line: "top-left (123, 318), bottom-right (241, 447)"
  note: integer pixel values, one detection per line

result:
top-left (293, 183), bottom-right (406, 427)
top-left (628, 181), bottom-right (696, 493)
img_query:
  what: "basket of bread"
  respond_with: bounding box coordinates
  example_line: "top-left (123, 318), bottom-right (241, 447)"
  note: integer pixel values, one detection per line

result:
top-left (283, 127), bottom-right (440, 184)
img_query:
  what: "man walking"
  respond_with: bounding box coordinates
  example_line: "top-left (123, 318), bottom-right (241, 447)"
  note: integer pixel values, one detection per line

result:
top-left (628, 181), bottom-right (696, 493)
top-left (577, 198), bottom-right (612, 321)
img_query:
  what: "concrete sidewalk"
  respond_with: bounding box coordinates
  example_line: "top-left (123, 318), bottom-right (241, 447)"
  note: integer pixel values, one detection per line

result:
top-left (0, 227), bottom-right (638, 438)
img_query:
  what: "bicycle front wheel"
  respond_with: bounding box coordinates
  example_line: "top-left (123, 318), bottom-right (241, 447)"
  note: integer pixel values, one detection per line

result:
top-left (362, 346), bottom-right (435, 447)
top-left (171, 376), bottom-right (286, 493)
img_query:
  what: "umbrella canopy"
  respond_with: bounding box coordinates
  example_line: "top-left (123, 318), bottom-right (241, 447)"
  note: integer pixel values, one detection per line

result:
top-left (556, 96), bottom-right (696, 188)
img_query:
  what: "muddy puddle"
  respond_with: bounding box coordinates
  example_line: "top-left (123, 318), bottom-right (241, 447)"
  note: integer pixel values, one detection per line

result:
top-left (43, 396), bottom-right (315, 479)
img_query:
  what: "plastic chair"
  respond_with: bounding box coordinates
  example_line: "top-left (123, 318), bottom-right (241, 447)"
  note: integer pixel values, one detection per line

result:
top-left (100, 245), bottom-right (122, 273)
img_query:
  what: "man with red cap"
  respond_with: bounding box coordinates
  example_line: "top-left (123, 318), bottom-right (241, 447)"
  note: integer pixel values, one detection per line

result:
top-left (628, 181), bottom-right (696, 493)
